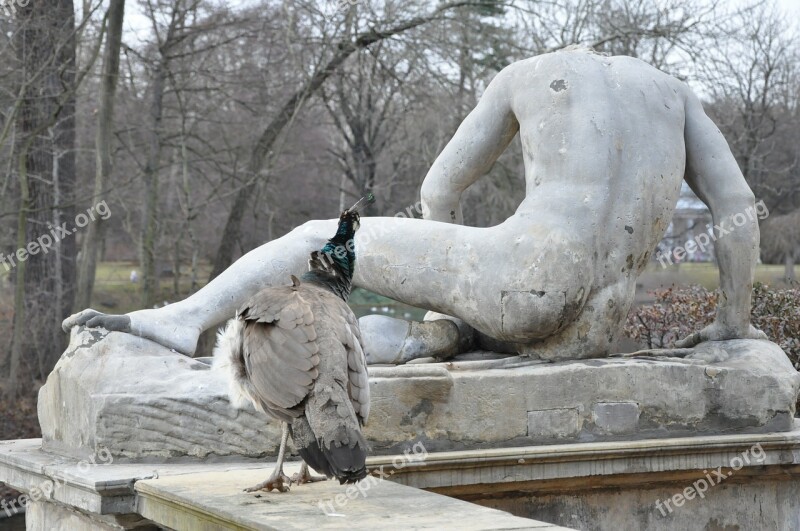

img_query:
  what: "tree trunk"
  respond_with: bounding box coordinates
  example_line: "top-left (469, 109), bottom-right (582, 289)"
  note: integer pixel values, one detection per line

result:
top-left (7, 0), bottom-right (78, 396)
top-left (785, 252), bottom-right (797, 282)
top-left (75, 0), bottom-right (125, 311)
top-left (141, 58), bottom-right (167, 308)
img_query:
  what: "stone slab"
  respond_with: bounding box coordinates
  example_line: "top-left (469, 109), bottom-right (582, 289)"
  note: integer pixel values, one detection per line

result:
top-left (0, 439), bottom-right (568, 530)
top-left (134, 463), bottom-right (568, 530)
top-left (7, 430), bottom-right (800, 530)
top-left (366, 339), bottom-right (800, 453)
top-left (0, 439), bottom-right (267, 516)
top-left (39, 328), bottom-right (800, 459)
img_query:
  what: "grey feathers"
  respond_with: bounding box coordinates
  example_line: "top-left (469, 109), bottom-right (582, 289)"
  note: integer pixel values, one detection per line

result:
top-left (213, 277), bottom-right (370, 428)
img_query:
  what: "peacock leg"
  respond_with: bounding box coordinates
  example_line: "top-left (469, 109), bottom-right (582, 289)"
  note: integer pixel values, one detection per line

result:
top-left (245, 423), bottom-right (292, 493)
top-left (291, 462), bottom-right (327, 485)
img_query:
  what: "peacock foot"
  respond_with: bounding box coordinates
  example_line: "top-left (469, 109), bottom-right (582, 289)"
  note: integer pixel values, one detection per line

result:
top-left (291, 463), bottom-right (327, 486)
top-left (244, 469), bottom-right (292, 493)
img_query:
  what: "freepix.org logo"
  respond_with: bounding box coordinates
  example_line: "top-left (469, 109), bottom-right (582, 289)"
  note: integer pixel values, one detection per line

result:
top-left (1, 0), bottom-right (31, 18)
top-left (1, 200), bottom-right (111, 272)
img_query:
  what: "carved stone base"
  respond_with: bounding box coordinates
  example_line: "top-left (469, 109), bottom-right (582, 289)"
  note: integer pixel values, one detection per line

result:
top-left (39, 328), bottom-right (800, 460)
top-left (38, 328), bottom-right (280, 461)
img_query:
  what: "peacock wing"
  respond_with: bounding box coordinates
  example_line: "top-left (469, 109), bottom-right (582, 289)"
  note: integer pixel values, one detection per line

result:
top-left (345, 310), bottom-right (370, 425)
top-left (239, 285), bottom-right (321, 421)
top-left (314, 290), bottom-right (370, 426)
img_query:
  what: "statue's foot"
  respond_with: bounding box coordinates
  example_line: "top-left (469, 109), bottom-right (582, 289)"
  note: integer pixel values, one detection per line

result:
top-left (62, 308), bottom-right (201, 355)
top-left (359, 314), bottom-right (466, 364)
top-left (244, 470), bottom-right (292, 493)
top-left (62, 309), bottom-right (131, 334)
top-left (291, 462), bottom-right (327, 485)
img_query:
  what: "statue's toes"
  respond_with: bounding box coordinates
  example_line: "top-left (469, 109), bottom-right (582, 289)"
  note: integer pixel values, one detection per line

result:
top-left (62, 309), bottom-right (102, 332)
top-left (86, 314), bottom-right (132, 333)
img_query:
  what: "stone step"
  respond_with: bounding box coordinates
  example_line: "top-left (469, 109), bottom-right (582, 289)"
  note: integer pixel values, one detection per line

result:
top-left (134, 462), bottom-right (569, 530)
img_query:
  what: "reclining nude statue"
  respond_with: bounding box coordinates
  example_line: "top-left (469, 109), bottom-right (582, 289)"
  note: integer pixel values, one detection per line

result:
top-left (63, 48), bottom-right (766, 364)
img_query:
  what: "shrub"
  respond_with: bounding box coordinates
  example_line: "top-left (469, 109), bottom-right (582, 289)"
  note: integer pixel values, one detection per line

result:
top-left (624, 283), bottom-right (800, 368)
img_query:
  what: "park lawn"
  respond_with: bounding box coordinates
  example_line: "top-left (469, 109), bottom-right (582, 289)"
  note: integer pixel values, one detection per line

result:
top-left (638, 262), bottom-right (798, 291)
top-left (90, 261), bottom-right (213, 315)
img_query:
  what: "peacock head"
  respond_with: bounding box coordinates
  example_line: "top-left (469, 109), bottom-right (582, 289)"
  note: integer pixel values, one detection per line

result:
top-left (308, 193), bottom-right (375, 287)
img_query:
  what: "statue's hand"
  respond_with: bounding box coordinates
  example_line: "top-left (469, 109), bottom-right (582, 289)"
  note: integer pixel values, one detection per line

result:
top-left (62, 309), bottom-right (131, 333)
top-left (675, 321), bottom-right (768, 348)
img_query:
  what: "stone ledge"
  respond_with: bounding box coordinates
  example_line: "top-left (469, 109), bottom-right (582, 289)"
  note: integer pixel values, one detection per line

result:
top-left (6, 431), bottom-right (800, 530)
top-left (134, 464), bottom-right (566, 531)
top-left (0, 439), bottom-right (267, 516)
top-left (0, 440), bottom-right (569, 530)
top-left (376, 421), bottom-right (800, 496)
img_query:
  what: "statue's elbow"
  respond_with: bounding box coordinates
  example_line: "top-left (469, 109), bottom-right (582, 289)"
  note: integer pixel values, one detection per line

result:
top-left (420, 177), bottom-right (457, 220)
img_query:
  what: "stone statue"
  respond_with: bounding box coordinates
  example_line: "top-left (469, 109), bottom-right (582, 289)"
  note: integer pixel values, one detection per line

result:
top-left (62, 48), bottom-right (766, 364)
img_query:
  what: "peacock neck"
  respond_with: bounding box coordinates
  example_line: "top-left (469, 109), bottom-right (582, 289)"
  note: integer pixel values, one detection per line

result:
top-left (301, 269), bottom-right (352, 301)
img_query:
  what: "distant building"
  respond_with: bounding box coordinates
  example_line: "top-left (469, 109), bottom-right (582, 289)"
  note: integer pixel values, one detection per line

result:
top-left (655, 185), bottom-right (714, 266)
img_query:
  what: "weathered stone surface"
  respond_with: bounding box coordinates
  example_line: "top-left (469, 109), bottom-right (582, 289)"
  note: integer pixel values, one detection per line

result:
top-left (593, 402), bottom-right (640, 435)
top-left (26, 501), bottom-right (158, 531)
top-left (360, 314), bottom-right (461, 364)
top-left (367, 339), bottom-right (800, 452)
top-left (39, 328), bottom-right (800, 460)
top-left (135, 464), bottom-right (563, 530)
top-left (38, 327), bottom-right (281, 461)
top-left (527, 409), bottom-right (582, 439)
top-left (382, 427), bottom-right (800, 531)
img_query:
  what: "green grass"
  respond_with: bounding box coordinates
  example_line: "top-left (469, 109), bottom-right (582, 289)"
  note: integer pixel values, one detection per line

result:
top-left (638, 262), bottom-right (799, 292)
top-left (91, 261), bottom-right (212, 314)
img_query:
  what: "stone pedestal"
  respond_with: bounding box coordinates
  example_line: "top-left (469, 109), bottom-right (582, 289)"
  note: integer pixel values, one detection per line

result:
top-left (13, 326), bottom-right (799, 529)
top-left (39, 328), bottom-right (800, 459)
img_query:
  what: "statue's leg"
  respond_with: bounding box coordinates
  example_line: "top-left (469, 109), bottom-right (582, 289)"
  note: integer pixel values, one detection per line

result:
top-left (63, 217), bottom-right (474, 355)
top-left (64, 215), bottom-right (594, 358)
top-left (63, 219), bottom-right (331, 354)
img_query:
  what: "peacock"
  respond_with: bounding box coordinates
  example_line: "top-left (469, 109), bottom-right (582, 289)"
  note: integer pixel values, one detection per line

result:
top-left (213, 194), bottom-right (374, 492)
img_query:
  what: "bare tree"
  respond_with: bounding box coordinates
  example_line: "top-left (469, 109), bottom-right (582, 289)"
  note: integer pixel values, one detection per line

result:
top-left (74, 0), bottom-right (125, 310)
top-left (5, 0), bottom-right (105, 396)
top-left (701, 2), bottom-right (796, 196)
top-left (209, 1), bottom-right (501, 280)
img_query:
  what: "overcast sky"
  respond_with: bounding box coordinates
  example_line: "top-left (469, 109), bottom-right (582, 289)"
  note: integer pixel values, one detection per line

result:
top-left (121, 0), bottom-right (800, 43)
top-left (773, 0), bottom-right (798, 16)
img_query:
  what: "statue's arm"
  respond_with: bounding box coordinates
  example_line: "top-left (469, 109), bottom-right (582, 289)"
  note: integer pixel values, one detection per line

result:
top-left (420, 70), bottom-right (519, 224)
top-left (677, 91), bottom-right (766, 347)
